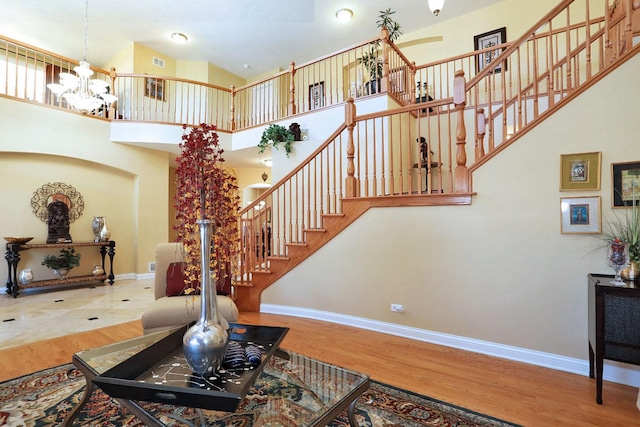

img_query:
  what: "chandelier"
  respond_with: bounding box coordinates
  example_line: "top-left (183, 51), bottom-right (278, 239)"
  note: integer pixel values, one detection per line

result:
top-left (47, 0), bottom-right (117, 114)
top-left (428, 0), bottom-right (445, 16)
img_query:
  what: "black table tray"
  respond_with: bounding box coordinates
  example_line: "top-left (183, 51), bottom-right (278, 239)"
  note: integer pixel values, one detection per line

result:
top-left (93, 322), bottom-right (289, 412)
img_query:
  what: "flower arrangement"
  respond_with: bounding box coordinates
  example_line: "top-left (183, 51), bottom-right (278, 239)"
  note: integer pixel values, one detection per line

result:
top-left (42, 247), bottom-right (81, 270)
top-left (258, 124), bottom-right (294, 157)
top-left (174, 123), bottom-right (241, 294)
top-left (600, 188), bottom-right (639, 263)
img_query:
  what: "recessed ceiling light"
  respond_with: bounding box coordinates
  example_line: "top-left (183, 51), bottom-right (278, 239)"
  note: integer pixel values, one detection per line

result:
top-left (171, 32), bottom-right (188, 44)
top-left (335, 8), bottom-right (353, 23)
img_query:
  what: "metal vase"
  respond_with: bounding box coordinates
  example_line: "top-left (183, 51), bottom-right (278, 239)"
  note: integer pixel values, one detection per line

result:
top-left (182, 219), bottom-right (229, 376)
top-left (91, 216), bottom-right (105, 242)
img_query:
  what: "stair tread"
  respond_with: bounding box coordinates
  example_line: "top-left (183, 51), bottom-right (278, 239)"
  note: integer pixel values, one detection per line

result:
top-left (303, 228), bottom-right (326, 233)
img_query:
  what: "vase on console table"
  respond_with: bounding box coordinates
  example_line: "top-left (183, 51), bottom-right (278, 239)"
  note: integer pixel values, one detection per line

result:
top-left (92, 216), bottom-right (105, 242)
top-left (607, 239), bottom-right (630, 286)
top-left (53, 268), bottom-right (70, 280)
top-left (99, 217), bottom-right (111, 242)
top-left (182, 219), bottom-right (229, 376)
top-left (621, 260), bottom-right (638, 283)
top-left (19, 269), bottom-right (33, 285)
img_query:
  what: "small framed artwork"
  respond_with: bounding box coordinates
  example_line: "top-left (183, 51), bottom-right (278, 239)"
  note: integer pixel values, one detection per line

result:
top-left (612, 161), bottom-right (640, 207)
top-left (560, 196), bottom-right (601, 234)
top-left (309, 81), bottom-right (325, 110)
top-left (474, 27), bottom-right (507, 74)
top-left (145, 77), bottom-right (165, 101)
top-left (560, 151), bottom-right (602, 191)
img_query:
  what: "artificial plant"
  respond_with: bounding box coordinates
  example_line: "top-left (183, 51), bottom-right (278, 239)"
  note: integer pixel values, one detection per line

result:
top-left (258, 123), bottom-right (294, 157)
top-left (174, 123), bottom-right (241, 294)
top-left (358, 8), bottom-right (403, 83)
top-left (42, 247), bottom-right (81, 270)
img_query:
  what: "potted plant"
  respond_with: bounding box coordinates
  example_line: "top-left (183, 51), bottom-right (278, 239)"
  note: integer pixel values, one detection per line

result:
top-left (42, 247), bottom-right (81, 279)
top-left (258, 124), bottom-right (294, 157)
top-left (358, 8), bottom-right (403, 95)
top-left (599, 189), bottom-right (639, 282)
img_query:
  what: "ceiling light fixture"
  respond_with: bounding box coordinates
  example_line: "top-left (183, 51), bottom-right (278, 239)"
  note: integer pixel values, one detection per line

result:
top-left (335, 8), bottom-right (353, 23)
top-left (428, 0), bottom-right (445, 16)
top-left (46, 0), bottom-right (117, 114)
top-left (171, 32), bottom-right (188, 44)
top-left (260, 158), bottom-right (273, 167)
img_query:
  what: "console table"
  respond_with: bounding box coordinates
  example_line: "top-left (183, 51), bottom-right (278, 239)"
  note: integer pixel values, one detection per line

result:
top-left (4, 241), bottom-right (115, 298)
top-left (588, 273), bottom-right (640, 404)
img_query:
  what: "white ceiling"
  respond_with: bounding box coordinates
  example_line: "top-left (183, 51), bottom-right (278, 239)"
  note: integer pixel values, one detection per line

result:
top-left (2, 0), bottom-right (503, 79)
top-left (2, 0), bottom-right (503, 169)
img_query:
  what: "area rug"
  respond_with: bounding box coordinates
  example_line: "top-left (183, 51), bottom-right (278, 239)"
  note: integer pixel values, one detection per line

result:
top-left (0, 364), bottom-right (520, 427)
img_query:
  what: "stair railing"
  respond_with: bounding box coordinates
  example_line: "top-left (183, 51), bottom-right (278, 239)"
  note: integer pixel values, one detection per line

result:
top-left (461, 0), bottom-right (636, 175)
top-left (237, 92), bottom-right (463, 284)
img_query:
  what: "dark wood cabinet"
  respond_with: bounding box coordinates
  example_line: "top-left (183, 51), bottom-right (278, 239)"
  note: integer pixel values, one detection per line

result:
top-left (588, 273), bottom-right (640, 404)
top-left (4, 241), bottom-right (116, 298)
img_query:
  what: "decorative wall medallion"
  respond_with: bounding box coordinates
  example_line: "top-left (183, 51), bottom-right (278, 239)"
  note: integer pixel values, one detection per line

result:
top-left (31, 182), bottom-right (84, 223)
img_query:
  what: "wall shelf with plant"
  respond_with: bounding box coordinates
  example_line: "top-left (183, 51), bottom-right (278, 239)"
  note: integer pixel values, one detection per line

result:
top-left (258, 124), bottom-right (295, 158)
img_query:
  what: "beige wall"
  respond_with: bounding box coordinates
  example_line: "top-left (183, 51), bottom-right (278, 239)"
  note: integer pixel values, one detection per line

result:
top-left (0, 98), bottom-right (171, 278)
top-left (133, 43), bottom-right (177, 76)
top-left (262, 53), bottom-right (640, 361)
top-left (401, 0), bottom-right (605, 65)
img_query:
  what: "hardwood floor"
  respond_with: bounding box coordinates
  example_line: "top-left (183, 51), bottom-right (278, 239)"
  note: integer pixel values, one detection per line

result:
top-left (0, 312), bottom-right (637, 426)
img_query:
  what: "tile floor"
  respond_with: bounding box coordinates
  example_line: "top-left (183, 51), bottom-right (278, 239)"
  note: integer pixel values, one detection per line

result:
top-left (0, 278), bottom-right (155, 350)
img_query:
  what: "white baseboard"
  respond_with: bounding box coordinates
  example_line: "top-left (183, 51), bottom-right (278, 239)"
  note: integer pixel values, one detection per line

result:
top-left (261, 303), bottom-right (640, 388)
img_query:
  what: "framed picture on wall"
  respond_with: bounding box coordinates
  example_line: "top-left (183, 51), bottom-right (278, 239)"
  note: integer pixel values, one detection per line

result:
top-left (612, 161), bottom-right (640, 207)
top-left (560, 196), bottom-right (601, 234)
top-left (309, 82), bottom-right (325, 110)
top-left (474, 27), bottom-right (507, 74)
top-left (560, 151), bottom-right (602, 191)
top-left (145, 77), bottom-right (165, 101)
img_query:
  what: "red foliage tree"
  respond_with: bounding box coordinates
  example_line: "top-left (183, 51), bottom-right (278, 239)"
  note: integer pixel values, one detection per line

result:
top-left (174, 123), bottom-right (240, 293)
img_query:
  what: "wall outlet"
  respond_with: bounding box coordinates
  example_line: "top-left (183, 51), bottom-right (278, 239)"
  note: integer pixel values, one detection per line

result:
top-left (149, 262), bottom-right (156, 272)
top-left (390, 303), bottom-right (404, 312)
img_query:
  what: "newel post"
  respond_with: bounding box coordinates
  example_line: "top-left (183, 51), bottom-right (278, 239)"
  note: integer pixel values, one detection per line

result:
top-left (109, 67), bottom-right (116, 119)
top-left (230, 85), bottom-right (236, 131)
top-left (288, 62), bottom-right (297, 116)
top-left (475, 108), bottom-right (486, 160)
top-left (379, 28), bottom-right (389, 93)
top-left (453, 70), bottom-right (469, 193)
top-left (345, 98), bottom-right (358, 198)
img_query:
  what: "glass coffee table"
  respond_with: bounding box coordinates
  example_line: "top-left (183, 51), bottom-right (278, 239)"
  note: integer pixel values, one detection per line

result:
top-left (62, 325), bottom-right (369, 427)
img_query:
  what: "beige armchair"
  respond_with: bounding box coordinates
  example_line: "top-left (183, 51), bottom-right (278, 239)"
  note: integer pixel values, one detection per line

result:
top-left (141, 243), bottom-right (239, 334)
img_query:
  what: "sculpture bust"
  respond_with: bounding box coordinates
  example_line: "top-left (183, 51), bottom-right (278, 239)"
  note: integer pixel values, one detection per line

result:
top-left (46, 201), bottom-right (72, 243)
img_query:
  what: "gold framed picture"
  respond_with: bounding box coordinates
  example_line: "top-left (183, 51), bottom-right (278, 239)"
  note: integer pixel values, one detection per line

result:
top-left (560, 151), bottom-right (601, 191)
top-left (560, 196), bottom-right (601, 234)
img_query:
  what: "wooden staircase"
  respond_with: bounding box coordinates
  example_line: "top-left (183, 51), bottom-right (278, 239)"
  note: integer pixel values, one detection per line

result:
top-left (233, 0), bottom-right (640, 312)
top-left (235, 193), bottom-right (473, 311)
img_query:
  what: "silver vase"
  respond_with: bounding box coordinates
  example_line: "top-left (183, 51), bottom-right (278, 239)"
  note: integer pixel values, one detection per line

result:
top-left (92, 216), bottom-right (105, 242)
top-left (182, 219), bottom-right (229, 376)
top-left (19, 268), bottom-right (34, 285)
top-left (99, 218), bottom-right (111, 242)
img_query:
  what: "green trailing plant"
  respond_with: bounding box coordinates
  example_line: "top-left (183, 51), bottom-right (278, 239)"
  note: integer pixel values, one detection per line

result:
top-left (258, 124), bottom-right (294, 157)
top-left (42, 247), bottom-right (81, 270)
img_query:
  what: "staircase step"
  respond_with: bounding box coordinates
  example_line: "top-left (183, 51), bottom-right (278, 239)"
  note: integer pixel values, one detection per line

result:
top-left (303, 228), bottom-right (326, 233)
top-left (285, 242), bottom-right (308, 248)
top-left (266, 256), bottom-right (290, 261)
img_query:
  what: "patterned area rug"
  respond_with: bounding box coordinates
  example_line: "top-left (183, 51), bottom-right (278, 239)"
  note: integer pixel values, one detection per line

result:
top-left (0, 364), bottom-right (520, 427)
